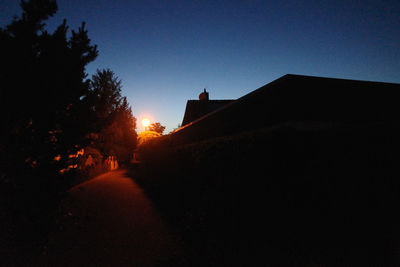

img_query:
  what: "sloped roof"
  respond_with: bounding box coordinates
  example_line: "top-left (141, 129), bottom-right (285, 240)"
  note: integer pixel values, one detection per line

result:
top-left (172, 74), bottom-right (400, 145)
top-left (181, 100), bottom-right (234, 126)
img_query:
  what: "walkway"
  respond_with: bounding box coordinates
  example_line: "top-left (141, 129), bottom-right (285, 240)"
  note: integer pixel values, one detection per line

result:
top-left (41, 170), bottom-right (181, 266)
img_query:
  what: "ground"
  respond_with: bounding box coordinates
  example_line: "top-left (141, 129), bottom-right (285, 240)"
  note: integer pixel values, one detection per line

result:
top-left (39, 169), bottom-right (183, 266)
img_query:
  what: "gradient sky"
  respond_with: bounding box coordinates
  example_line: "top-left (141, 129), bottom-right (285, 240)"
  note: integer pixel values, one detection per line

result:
top-left (1, 0), bottom-right (399, 133)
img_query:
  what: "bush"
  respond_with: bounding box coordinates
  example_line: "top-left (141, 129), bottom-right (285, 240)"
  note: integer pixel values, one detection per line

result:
top-left (134, 122), bottom-right (400, 266)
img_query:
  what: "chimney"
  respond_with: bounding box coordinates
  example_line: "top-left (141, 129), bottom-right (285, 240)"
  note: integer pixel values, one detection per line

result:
top-left (199, 88), bottom-right (209, 101)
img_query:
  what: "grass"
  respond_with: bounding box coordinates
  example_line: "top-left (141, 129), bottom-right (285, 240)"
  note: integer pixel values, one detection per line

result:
top-left (131, 121), bottom-right (400, 266)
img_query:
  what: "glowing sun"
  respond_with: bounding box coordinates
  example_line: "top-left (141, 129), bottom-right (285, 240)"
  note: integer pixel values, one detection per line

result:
top-left (141, 118), bottom-right (151, 128)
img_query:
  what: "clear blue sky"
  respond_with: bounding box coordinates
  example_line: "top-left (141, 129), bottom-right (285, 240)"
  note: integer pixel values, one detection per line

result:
top-left (1, 0), bottom-right (399, 133)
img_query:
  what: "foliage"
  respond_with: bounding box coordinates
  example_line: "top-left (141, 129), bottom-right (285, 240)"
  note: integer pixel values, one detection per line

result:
top-left (148, 122), bottom-right (166, 134)
top-left (137, 130), bottom-right (162, 146)
top-left (0, 0), bottom-right (98, 187)
top-left (88, 69), bottom-right (137, 164)
top-left (0, 0), bottom-right (98, 263)
top-left (134, 123), bottom-right (400, 265)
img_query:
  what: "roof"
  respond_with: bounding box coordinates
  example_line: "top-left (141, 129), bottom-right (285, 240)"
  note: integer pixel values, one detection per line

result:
top-left (171, 74), bottom-right (400, 145)
top-left (181, 100), bottom-right (234, 126)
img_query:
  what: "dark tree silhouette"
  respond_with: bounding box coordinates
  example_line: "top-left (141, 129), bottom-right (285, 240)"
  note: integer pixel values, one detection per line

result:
top-left (0, 0), bottom-right (98, 263)
top-left (88, 69), bottom-right (137, 163)
top-left (0, 0), bottom-right (98, 232)
top-left (148, 122), bottom-right (166, 134)
top-left (90, 69), bottom-right (124, 123)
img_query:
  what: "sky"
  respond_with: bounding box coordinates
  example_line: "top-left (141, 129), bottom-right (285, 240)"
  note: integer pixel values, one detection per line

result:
top-left (1, 0), bottom-right (399, 133)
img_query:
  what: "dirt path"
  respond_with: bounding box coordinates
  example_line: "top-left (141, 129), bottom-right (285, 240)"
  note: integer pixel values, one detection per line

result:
top-left (40, 169), bottom-right (182, 266)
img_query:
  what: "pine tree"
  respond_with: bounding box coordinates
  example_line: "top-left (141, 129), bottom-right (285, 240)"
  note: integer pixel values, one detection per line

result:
top-left (0, 0), bottom-right (98, 189)
top-left (89, 69), bottom-right (138, 164)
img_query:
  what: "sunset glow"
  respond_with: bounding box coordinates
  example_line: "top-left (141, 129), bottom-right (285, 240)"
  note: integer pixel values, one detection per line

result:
top-left (141, 118), bottom-right (151, 128)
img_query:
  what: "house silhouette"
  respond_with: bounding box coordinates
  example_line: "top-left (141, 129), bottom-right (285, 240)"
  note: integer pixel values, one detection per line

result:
top-left (173, 74), bottom-right (400, 145)
top-left (181, 89), bottom-right (234, 126)
top-left (141, 74), bottom-right (400, 264)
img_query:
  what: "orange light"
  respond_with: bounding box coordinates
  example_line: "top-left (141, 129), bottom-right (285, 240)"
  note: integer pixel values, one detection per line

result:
top-left (141, 118), bottom-right (151, 128)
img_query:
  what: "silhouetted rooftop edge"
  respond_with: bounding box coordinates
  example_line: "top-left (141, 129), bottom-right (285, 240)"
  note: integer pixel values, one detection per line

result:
top-left (181, 99), bottom-right (235, 126)
top-left (171, 74), bottom-right (400, 144)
